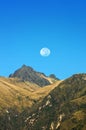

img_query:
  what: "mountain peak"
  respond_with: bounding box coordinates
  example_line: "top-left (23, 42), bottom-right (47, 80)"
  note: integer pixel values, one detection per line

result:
top-left (9, 65), bottom-right (51, 87)
top-left (49, 74), bottom-right (59, 80)
top-left (22, 64), bottom-right (27, 68)
top-left (21, 64), bottom-right (33, 70)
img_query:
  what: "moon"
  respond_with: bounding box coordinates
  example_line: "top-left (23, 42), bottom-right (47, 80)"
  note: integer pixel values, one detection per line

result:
top-left (40, 47), bottom-right (51, 57)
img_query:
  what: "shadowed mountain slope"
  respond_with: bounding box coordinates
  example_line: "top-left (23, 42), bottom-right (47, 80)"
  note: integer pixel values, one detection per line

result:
top-left (9, 65), bottom-right (51, 87)
top-left (22, 74), bottom-right (86, 130)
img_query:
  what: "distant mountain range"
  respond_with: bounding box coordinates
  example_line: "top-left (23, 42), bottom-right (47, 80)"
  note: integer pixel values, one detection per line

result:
top-left (0, 65), bottom-right (86, 130)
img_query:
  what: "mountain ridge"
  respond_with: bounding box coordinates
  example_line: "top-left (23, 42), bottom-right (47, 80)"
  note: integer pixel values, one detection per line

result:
top-left (0, 65), bottom-right (86, 130)
top-left (24, 73), bottom-right (86, 130)
top-left (9, 65), bottom-right (52, 87)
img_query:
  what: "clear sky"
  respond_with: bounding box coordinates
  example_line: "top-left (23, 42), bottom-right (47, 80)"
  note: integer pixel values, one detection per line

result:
top-left (0, 0), bottom-right (86, 79)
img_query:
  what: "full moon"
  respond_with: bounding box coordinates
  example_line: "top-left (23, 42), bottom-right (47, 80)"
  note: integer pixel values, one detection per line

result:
top-left (40, 47), bottom-right (51, 57)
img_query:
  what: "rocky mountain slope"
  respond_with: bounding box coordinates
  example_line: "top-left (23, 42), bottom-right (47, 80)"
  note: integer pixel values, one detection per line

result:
top-left (0, 66), bottom-right (86, 130)
top-left (24, 74), bottom-right (86, 130)
top-left (9, 65), bottom-right (52, 87)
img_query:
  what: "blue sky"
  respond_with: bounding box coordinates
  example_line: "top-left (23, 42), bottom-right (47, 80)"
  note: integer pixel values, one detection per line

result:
top-left (0, 0), bottom-right (86, 79)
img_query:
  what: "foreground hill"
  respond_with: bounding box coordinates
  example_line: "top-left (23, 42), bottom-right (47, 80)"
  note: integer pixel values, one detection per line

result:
top-left (0, 76), bottom-right (60, 112)
top-left (22, 74), bottom-right (86, 130)
top-left (0, 73), bottom-right (86, 130)
top-left (0, 76), bottom-right (61, 130)
top-left (0, 77), bottom-right (40, 111)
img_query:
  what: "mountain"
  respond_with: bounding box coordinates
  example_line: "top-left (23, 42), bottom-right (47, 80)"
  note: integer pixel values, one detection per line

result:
top-left (49, 74), bottom-right (59, 80)
top-left (9, 65), bottom-right (51, 87)
top-left (0, 77), bottom-right (60, 112)
top-left (23, 73), bottom-right (86, 130)
top-left (0, 77), bottom-right (39, 111)
top-left (0, 67), bottom-right (86, 130)
top-left (0, 77), bottom-right (61, 130)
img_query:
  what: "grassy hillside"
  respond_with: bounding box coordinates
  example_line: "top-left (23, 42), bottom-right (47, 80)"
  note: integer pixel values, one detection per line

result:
top-left (0, 77), bottom-right (39, 112)
top-left (0, 77), bottom-right (60, 112)
top-left (22, 74), bottom-right (86, 130)
top-left (0, 74), bottom-right (86, 130)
